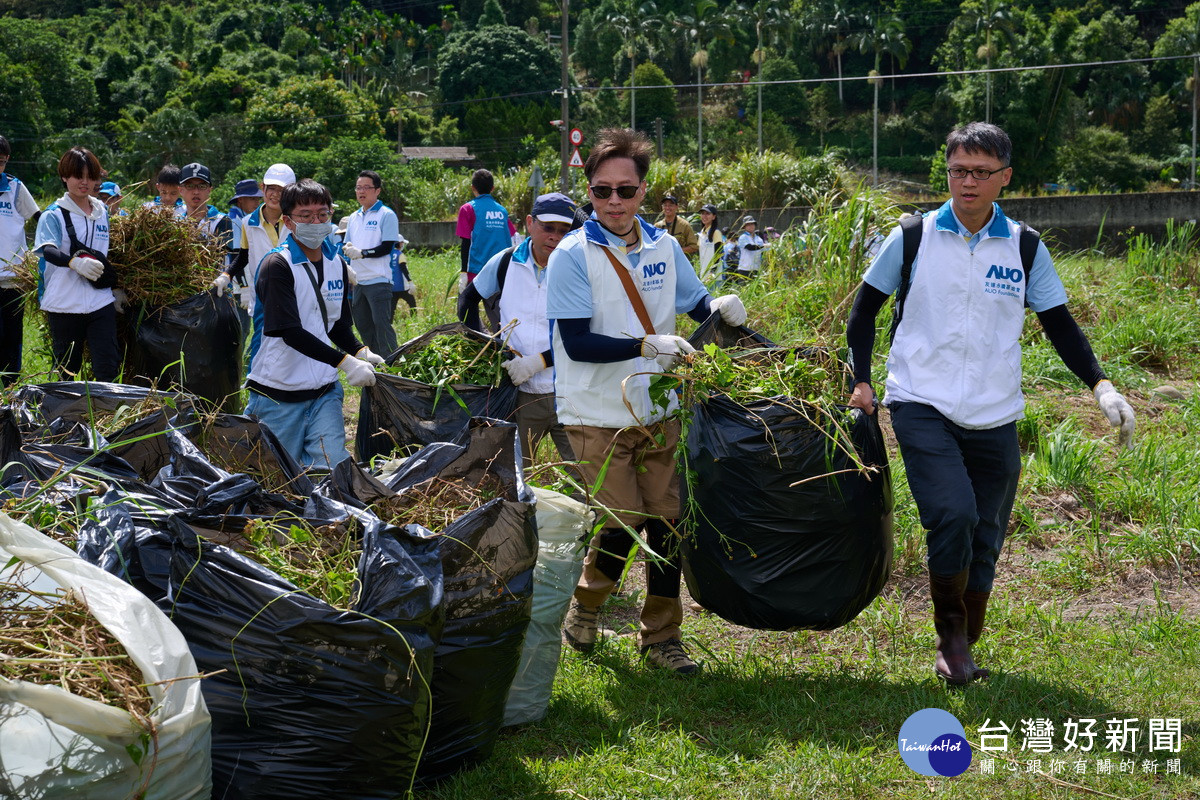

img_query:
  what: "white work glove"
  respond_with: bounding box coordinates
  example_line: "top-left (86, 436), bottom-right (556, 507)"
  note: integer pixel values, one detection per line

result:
top-left (1093, 380), bottom-right (1136, 450)
top-left (503, 353), bottom-right (545, 386)
top-left (69, 255), bottom-right (104, 281)
top-left (641, 334), bottom-right (695, 370)
top-left (343, 244), bottom-right (363, 260)
top-left (212, 272), bottom-right (231, 295)
top-left (709, 294), bottom-right (747, 327)
top-left (458, 272), bottom-right (469, 293)
top-left (112, 288), bottom-right (128, 314)
top-left (346, 264), bottom-right (358, 286)
top-left (356, 346), bottom-right (385, 366)
top-left (239, 285), bottom-right (254, 312)
top-left (338, 354), bottom-right (376, 387)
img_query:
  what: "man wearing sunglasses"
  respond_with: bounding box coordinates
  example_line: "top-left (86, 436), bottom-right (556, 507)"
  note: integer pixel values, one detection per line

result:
top-left (547, 127), bottom-right (747, 676)
top-left (845, 122), bottom-right (1136, 686)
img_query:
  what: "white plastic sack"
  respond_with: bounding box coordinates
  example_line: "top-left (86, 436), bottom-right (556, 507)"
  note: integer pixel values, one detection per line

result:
top-left (0, 514), bottom-right (212, 799)
top-left (503, 488), bottom-right (591, 726)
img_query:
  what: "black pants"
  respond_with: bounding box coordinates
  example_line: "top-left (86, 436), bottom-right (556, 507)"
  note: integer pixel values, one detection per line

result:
top-left (47, 305), bottom-right (121, 382)
top-left (0, 286), bottom-right (24, 386)
top-left (391, 290), bottom-right (417, 319)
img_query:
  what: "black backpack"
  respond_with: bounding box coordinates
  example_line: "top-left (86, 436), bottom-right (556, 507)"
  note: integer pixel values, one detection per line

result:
top-left (888, 213), bottom-right (1040, 342)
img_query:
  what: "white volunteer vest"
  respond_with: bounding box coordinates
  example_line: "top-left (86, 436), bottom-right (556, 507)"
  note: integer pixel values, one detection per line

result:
top-left (0, 176), bottom-right (29, 276)
top-left (497, 253), bottom-right (553, 395)
top-left (552, 236), bottom-right (681, 428)
top-left (38, 196), bottom-right (114, 315)
top-left (885, 212), bottom-right (1029, 429)
top-left (247, 247), bottom-right (345, 392)
top-left (345, 203), bottom-right (392, 284)
top-left (239, 209), bottom-right (290, 307)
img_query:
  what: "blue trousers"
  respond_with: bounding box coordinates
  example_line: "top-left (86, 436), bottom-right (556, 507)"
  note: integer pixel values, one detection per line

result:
top-left (889, 402), bottom-right (1021, 592)
top-left (245, 382), bottom-right (349, 471)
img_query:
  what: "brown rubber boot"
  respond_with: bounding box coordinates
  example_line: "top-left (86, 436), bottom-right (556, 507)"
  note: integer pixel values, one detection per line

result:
top-left (929, 570), bottom-right (981, 686)
top-left (963, 589), bottom-right (991, 680)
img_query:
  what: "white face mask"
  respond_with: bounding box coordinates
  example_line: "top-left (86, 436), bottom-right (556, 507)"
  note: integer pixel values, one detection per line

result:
top-left (292, 221), bottom-right (333, 248)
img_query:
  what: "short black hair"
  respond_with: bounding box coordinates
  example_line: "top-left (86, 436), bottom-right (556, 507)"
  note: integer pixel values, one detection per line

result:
top-left (281, 178), bottom-right (332, 215)
top-left (358, 170), bottom-right (382, 190)
top-left (584, 128), bottom-right (653, 182)
top-left (945, 122), bottom-right (1012, 166)
top-left (156, 164), bottom-right (182, 185)
top-left (0, 136), bottom-right (10, 157)
top-left (57, 147), bottom-right (104, 185)
top-left (471, 169), bottom-right (494, 195)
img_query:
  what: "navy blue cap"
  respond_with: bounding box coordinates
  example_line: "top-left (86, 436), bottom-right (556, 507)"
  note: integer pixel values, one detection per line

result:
top-left (531, 192), bottom-right (577, 224)
top-left (180, 162), bottom-right (212, 185)
top-left (232, 179), bottom-right (263, 200)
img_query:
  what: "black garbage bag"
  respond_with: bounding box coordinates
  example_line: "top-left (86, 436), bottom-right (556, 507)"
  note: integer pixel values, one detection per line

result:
top-left (356, 323), bottom-right (517, 462)
top-left (121, 290), bottom-right (243, 412)
top-left (76, 492), bottom-right (445, 800)
top-left (329, 419), bottom-right (537, 784)
top-left (679, 317), bottom-right (894, 631)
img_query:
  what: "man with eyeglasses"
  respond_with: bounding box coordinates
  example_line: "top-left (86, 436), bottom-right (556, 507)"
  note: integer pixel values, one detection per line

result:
top-left (457, 192), bottom-right (579, 469)
top-left (845, 122), bottom-right (1136, 686)
top-left (342, 169), bottom-right (400, 359)
top-left (180, 162), bottom-right (234, 259)
top-left (0, 136), bottom-right (39, 385)
top-left (245, 178), bottom-right (382, 470)
top-left (548, 128), bottom-right (747, 676)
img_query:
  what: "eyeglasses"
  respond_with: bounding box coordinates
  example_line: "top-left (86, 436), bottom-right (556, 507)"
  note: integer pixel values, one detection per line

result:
top-left (181, 182), bottom-right (209, 190)
top-left (290, 211), bottom-right (332, 223)
top-left (354, 184), bottom-right (378, 192)
top-left (947, 167), bottom-right (1008, 181)
top-left (590, 184), bottom-right (640, 200)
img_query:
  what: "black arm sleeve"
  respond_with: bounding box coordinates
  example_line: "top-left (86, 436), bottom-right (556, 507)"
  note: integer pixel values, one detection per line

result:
top-left (226, 248), bottom-right (249, 281)
top-left (687, 296), bottom-right (712, 323)
top-left (456, 279), bottom-right (484, 331)
top-left (460, 237), bottom-right (470, 272)
top-left (846, 282), bottom-right (889, 385)
top-left (358, 240), bottom-right (396, 259)
top-left (541, 348), bottom-right (553, 368)
top-left (1035, 304), bottom-right (1107, 389)
top-left (556, 317), bottom-right (644, 363)
top-left (40, 244), bottom-right (71, 267)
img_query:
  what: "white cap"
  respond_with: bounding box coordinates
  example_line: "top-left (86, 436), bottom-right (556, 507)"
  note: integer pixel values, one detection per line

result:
top-left (263, 163), bottom-right (296, 187)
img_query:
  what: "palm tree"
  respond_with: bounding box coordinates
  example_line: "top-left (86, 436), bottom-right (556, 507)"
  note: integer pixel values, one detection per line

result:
top-left (673, 0), bottom-right (736, 167)
top-left (851, 13), bottom-right (912, 186)
top-left (606, 0), bottom-right (664, 130)
top-left (962, 0), bottom-right (1017, 123)
top-left (746, 0), bottom-right (792, 153)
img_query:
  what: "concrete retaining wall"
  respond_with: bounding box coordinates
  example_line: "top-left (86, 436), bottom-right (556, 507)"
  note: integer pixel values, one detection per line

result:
top-left (400, 191), bottom-right (1200, 252)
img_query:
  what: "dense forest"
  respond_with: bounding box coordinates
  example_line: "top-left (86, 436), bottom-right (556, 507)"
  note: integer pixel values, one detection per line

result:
top-left (2, 0), bottom-right (1198, 206)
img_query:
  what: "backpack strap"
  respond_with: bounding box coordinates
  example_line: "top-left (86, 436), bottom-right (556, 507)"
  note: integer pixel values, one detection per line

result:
top-left (495, 246), bottom-right (515, 291)
top-left (1019, 222), bottom-right (1039, 307)
top-left (888, 213), bottom-right (924, 343)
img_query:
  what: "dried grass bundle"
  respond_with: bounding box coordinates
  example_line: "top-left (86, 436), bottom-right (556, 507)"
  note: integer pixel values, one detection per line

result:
top-left (108, 206), bottom-right (225, 307)
top-left (372, 473), bottom-right (504, 532)
top-left (0, 576), bottom-right (152, 720)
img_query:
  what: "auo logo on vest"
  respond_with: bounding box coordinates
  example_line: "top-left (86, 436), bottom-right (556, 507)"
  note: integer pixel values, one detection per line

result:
top-left (985, 264), bottom-right (1023, 283)
top-left (0, 201), bottom-right (12, 210)
top-left (366, 220), bottom-right (378, 226)
top-left (642, 262), bottom-right (667, 278)
top-left (485, 210), bottom-right (506, 220)
top-left (327, 279), bottom-right (343, 291)
top-left (898, 709), bottom-right (972, 777)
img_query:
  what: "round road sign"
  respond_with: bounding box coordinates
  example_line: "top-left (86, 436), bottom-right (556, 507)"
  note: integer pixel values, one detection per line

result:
top-left (569, 128), bottom-right (583, 146)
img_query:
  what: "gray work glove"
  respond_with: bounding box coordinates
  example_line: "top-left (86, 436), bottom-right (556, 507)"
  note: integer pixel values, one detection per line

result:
top-left (1094, 380), bottom-right (1135, 449)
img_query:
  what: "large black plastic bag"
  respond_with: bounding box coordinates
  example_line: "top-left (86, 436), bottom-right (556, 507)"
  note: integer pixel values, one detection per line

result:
top-left (76, 493), bottom-right (445, 800)
top-left (679, 316), bottom-right (894, 631)
top-left (122, 290), bottom-right (243, 411)
top-left (356, 323), bottom-right (517, 462)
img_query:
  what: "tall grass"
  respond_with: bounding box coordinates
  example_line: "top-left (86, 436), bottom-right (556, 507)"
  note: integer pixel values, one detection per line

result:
top-left (1124, 218), bottom-right (1200, 289)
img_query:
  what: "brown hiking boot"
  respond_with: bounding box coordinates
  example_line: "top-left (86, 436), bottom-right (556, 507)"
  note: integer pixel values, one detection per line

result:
top-left (562, 601), bottom-right (604, 653)
top-left (930, 570), bottom-right (982, 686)
top-left (640, 638), bottom-right (701, 675)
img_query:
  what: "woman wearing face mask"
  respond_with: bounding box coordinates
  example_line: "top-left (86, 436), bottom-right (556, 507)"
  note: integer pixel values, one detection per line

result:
top-left (696, 203), bottom-right (725, 282)
top-left (244, 178), bottom-right (383, 470)
top-left (33, 147), bottom-right (121, 382)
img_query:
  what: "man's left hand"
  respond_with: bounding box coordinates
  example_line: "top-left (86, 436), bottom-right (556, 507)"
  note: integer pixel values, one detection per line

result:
top-left (112, 288), bottom-right (129, 314)
top-left (1094, 380), bottom-right (1136, 449)
top-left (343, 244), bottom-right (363, 260)
top-left (503, 353), bottom-right (545, 386)
top-left (709, 294), bottom-right (747, 327)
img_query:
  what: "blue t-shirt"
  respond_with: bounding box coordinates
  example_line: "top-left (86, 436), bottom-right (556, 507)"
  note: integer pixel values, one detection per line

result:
top-left (863, 200), bottom-right (1067, 312)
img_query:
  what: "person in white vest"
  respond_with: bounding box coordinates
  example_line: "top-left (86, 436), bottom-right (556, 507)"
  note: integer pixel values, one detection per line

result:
top-left (735, 217), bottom-right (767, 276)
top-left (342, 170), bottom-right (400, 358)
top-left (33, 147), bottom-right (121, 382)
top-left (457, 191), bottom-right (578, 468)
top-left (0, 135), bottom-right (39, 384)
top-left (548, 128), bottom-right (747, 676)
top-left (846, 122), bottom-right (1136, 685)
top-left (213, 162), bottom-right (294, 357)
top-left (245, 178), bottom-right (382, 470)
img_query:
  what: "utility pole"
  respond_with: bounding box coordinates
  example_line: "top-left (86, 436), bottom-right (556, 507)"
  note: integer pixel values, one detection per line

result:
top-left (560, 0), bottom-right (571, 192)
top-left (654, 117), bottom-right (664, 158)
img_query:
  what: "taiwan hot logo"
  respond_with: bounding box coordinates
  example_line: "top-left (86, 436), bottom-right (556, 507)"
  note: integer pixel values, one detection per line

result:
top-left (898, 708), bottom-right (972, 777)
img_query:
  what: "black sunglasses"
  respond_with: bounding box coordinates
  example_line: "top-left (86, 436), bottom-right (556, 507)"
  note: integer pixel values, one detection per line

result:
top-left (589, 184), bottom-right (640, 199)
